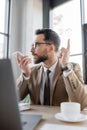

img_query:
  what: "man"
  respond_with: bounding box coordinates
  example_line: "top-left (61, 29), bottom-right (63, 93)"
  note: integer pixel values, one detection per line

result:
top-left (17, 28), bottom-right (87, 110)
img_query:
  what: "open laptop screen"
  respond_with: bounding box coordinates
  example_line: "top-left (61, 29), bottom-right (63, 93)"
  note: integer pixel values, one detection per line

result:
top-left (0, 59), bottom-right (22, 130)
top-left (0, 59), bottom-right (42, 130)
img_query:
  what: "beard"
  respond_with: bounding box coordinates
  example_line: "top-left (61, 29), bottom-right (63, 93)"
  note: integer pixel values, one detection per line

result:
top-left (33, 54), bottom-right (48, 64)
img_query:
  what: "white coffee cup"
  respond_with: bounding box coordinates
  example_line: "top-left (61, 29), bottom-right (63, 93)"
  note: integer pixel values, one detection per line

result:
top-left (60, 102), bottom-right (81, 120)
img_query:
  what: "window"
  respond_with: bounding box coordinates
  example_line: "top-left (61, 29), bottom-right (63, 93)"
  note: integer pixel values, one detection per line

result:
top-left (0, 0), bottom-right (10, 58)
top-left (84, 0), bottom-right (87, 23)
top-left (51, 0), bottom-right (83, 73)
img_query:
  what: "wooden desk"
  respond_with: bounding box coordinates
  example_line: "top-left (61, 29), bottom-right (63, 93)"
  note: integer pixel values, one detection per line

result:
top-left (22, 105), bottom-right (87, 130)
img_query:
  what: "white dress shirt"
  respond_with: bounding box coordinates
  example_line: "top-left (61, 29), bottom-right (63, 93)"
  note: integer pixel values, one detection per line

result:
top-left (40, 60), bottom-right (58, 105)
top-left (23, 61), bottom-right (72, 104)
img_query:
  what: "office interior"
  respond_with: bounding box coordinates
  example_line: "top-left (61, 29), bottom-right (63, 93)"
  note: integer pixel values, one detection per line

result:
top-left (0, 0), bottom-right (87, 83)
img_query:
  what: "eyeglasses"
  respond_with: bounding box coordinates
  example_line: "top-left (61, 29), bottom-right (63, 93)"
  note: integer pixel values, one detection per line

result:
top-left (32, 42), bottom-right (51, 48)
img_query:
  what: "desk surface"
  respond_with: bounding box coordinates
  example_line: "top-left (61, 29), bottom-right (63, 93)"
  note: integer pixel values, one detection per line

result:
top-left (22, 105), bottom-right (87, 130)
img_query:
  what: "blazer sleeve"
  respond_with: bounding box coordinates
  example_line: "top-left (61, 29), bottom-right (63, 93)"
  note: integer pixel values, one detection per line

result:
top-left (17, 74), bottom-right (29, 100)
top-left (16, 65), bottom-right (41, 101)
top-left (63, 63), bottom-right (87, 110)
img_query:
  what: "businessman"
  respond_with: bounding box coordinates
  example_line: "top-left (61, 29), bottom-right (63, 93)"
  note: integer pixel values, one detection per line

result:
top-left (17, 28), bottom-right (87, 110)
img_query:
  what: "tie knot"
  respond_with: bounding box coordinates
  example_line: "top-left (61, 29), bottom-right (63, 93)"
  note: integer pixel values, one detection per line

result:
top-left (47, 69), bottom-right (51, 75)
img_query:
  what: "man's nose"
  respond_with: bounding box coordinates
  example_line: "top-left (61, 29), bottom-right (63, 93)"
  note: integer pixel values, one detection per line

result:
top-left (31, 47), bottom-right (35, 55)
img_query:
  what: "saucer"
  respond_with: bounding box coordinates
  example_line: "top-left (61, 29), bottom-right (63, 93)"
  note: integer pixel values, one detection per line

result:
top-left (55, 113), bottom-right (87, 122)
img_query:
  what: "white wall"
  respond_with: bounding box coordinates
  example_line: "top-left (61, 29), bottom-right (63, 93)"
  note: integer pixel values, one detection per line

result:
top-left (9, 0), bottom-right (43, 79)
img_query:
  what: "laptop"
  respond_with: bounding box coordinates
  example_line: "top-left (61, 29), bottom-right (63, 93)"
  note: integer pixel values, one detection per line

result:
top-left (0, 59), bottom-right (42, 130)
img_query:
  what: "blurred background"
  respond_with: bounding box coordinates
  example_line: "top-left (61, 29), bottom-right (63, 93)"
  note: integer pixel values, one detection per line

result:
top-left (0, 0), bottom-right (87, 83)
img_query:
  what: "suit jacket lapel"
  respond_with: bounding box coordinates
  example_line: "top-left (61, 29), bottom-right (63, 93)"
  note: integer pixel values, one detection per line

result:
top-left (34, 62), bottom-right (62, 105)
top-left (36, 65), bottom-right (43, 104)
top-left (50, 61), bottom-right (62, 105)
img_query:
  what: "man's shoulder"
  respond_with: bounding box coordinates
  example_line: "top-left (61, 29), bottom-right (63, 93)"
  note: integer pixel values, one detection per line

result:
top-left (31, 63), bottom-right (43, 71)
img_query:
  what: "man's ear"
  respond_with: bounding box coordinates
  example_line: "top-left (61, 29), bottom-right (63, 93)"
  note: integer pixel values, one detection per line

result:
top-left (49, 44), bottom-right (55, 52)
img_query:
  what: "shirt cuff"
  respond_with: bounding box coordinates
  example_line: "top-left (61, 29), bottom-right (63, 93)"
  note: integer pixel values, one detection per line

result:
top-left (63, 70), bottom-right (72, 77)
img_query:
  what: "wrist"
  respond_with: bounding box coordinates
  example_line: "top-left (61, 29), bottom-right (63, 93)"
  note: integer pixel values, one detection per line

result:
top-left (23, 73), bottom-right (30, 77)
top-left (61, 63), bottom-right (68, 68)
top-left (61, 63), bottom-right (72, 72)
top-left (22, 66), bottom-right (31, 77)
top-left (61, 66), bottom-right (68, 72)
top-left (22, 70), bottom-right (31, 77)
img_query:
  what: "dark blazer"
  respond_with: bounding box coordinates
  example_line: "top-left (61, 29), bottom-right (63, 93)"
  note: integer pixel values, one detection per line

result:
top-left (17, 61), bottom-right (87, 110)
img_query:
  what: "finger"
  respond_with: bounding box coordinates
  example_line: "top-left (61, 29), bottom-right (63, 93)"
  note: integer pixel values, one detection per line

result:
top-left (23, 59), bottom-right (29, 66)
top-left (21, 57), bottom-right (31, 66)
top-left (58, 52), bottom-right (62, 58)
top-left (67, 39), bottom-right (70, 51)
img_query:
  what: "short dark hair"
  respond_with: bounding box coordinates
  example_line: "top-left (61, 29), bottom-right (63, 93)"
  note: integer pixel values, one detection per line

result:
top-left (35, 28), bottom-right (60, 52)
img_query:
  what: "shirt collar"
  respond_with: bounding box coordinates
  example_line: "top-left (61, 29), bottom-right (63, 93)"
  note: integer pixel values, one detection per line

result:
top-left (43, 60), bottom-right (58, 73)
